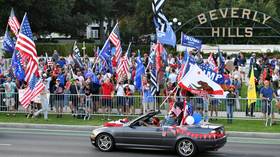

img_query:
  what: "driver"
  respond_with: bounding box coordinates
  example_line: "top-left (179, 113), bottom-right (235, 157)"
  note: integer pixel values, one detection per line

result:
top-left (151, 117), bottom-right (160, 127)
top-left (140, 117), bottom-right (160, 127)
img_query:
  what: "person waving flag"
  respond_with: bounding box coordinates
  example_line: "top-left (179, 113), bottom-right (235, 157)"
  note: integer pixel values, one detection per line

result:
top-left (15, 13), bottom-right (39, 83)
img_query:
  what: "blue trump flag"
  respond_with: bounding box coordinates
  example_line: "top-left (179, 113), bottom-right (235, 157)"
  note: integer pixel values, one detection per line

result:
top-left (2, 28), bottom-right (15, 53)
top-left (217, 47), bottom-right (225, 73)
top-left (135, 50), bottom-right (145, 91)
top-left (99, 39), bottom-right (111, 62)
top-left (12, 50), bottom-right (25, 80)
top-left (99, 39), bottom-right (114, 73)
top-left (152, 0), bottom-right (176, 47)
top-left (181, 33), bottom-right (202, 50)
top-left (153, 17), bottom-right (176, 47)
top-left (187, 54), bottom-right (226, 84)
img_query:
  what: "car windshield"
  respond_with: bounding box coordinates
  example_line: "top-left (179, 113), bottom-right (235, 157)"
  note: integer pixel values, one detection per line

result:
top-left (126, 112), bottom-right (161, 127)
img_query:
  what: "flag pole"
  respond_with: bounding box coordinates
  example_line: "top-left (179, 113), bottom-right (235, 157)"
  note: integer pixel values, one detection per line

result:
top-left (70, 66), bottom-right (79, 95)
top-left (82, 41), bottom-right (86, 60)
top-left (92, 38), bottom-right (110, 71)
top-left (159, 85), bottom-right (179, 108)
top-left (125, 42), bottom-right (132, 58)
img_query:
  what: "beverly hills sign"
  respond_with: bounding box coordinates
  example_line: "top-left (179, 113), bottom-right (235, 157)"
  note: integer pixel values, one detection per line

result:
top-left (197, 8), bottom-right (271, 37)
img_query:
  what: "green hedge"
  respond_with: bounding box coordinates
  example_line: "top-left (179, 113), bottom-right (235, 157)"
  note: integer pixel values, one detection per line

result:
top-left (36, 43), bottom-right (97, 57)
top-left (3, 42), bottom-right (279, 58)
top-left (35, 43), bottom-right (151, 57)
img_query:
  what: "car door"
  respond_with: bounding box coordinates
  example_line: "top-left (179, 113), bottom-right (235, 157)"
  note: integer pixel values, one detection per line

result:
top-left (121, 125), bottom-right (163, 147)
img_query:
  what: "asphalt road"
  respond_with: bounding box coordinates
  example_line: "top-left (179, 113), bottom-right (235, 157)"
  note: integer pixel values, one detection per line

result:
top-left (0, 128), bottom-right (279, 157)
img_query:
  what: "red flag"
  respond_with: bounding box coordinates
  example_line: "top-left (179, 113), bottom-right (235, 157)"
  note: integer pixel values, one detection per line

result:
top-left (155, 42), bottom-right (163, 72)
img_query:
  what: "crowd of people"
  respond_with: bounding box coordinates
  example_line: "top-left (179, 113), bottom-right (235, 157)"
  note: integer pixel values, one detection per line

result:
top-left (0, 49), bottom-right (279, 122)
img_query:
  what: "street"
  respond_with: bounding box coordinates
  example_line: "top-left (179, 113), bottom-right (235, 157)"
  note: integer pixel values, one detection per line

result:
top-left (0, 128), bottom-right (279, 157)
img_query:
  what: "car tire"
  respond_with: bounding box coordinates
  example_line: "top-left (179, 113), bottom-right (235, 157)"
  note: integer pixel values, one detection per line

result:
top-left (95, 133), bottom-right (115, 152)
top-left (176, 138), bottom-right (197, 157)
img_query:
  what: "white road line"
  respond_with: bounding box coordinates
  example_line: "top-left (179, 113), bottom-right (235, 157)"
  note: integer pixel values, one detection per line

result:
top-left (0, 144), bottom-right (12, 146)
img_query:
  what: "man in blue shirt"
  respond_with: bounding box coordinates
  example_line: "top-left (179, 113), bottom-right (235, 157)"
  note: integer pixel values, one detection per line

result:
top-left (260, 80), bottom-right (277, 121)
top-left (162, 112), bottom-right (178, 126)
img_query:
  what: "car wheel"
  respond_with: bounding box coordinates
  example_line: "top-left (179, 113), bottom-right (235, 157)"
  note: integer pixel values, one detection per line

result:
top-left (96, 133), bottom-right (114, 152)
top-left (176, 138), bottom-right (197, 157)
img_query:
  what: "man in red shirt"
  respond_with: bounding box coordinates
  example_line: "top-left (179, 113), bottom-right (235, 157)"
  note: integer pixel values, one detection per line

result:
top-left (101, 78), bottom-right (114, 116)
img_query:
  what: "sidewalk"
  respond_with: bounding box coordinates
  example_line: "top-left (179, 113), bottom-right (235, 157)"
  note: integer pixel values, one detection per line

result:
top-left (1, 122), bottom-right (280, 139)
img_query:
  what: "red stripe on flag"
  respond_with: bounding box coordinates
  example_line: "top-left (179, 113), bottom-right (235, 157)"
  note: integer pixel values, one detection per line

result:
top-left (8, 17), bottom-right (20, 35)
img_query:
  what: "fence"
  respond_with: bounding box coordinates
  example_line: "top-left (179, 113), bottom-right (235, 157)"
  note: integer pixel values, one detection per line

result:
top-left (0, 92), bottom-right (279, 122)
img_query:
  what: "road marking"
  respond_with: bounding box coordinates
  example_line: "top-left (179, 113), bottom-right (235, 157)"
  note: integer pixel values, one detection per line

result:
top-left (0, 144), bottom-right (12, 146)
top-left (228, 137), bottom-right (280, 145)
top-left (1, 128), bottom-right (280, 145)
top-left (0, 127), bottom-right (91, 133)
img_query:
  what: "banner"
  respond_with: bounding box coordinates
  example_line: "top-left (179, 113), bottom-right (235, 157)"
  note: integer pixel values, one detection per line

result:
top-left (179, 62), bottom-right (224, 95)
top-left (198, 63), bottom-right (225, 84)
top-left (188, 56), bottom-right (227, 85)
top-left (181, 33), bottom-right (202, 50)
top-left (247, 66), bottom-right (257, 105)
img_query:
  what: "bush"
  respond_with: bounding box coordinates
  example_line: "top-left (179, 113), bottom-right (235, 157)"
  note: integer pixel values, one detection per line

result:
top-left (36, 43), bottom-right (152, 57)
top-left (36, 43), bottom-right (97, 57)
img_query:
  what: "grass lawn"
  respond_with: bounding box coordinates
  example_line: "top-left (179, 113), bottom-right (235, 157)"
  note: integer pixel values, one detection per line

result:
top-left (0, 113), bottom-right (279, 133)
top-left (209, 119), bottom-right (280, 133)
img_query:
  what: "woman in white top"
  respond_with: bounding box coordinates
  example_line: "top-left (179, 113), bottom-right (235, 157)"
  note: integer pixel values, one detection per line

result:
top-left (116, 80), bottom-right (125, 115)
top-left (272, 70), bottom-right (279, 90)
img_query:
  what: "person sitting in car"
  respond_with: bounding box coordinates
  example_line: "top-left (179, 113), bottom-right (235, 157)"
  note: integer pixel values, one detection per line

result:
top-left (161, 112), bottom-right (178, 126)
top-left (140, 117), bottom-right (160, 127)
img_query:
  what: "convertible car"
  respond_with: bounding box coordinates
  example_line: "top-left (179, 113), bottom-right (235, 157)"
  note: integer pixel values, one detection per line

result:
top-left (90, 111), bottom-right (226, 157)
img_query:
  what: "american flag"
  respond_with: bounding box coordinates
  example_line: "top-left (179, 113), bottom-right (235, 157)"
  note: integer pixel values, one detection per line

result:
top-left (47, 58), bottom-right (53, 67)
top-left (177, 51), bottom-right (189, 82)
top-left (8, 8), bottom-right (20, 35)
top-left (150, 68), bottom-right (159, 96)
top-left (117, 56), bottom-right (130, 81)
top-left (20, 75), bottom-right (45, 108)
top-left (180, 100), bottom-right (193, 125)
top-left (45, 53), bottom-right (53, 66)
top-left (147, 43), bottom-right (158, 96)
top-left (117, 42), bottom-right (131, 80)
top-left (207, 53), bottom-right (217, 70)
top-left (109, 23), bottom-right (122, 66)
top-left (15, 13), bottom-right (39, 82)
top-left (152, 0), bottom-right (167, 32)
top-left (170, 104), bottom-right (182, 117)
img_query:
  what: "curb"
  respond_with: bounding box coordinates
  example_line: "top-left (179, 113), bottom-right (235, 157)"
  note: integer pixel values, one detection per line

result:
top-left (227, 131), bottom-right (280, 139)
top-left (0, 123), bottom-right (98, 131)
top-left (0, 123), bottom-right (279, 139)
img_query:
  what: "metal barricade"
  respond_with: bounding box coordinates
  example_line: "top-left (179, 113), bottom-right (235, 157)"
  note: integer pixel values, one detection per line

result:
top-left (0, 92), bottom-right (279, 122)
